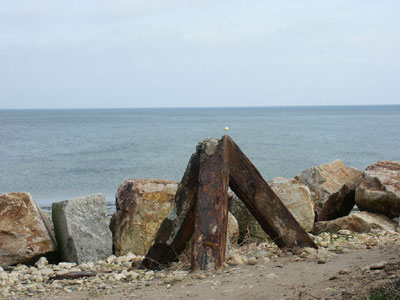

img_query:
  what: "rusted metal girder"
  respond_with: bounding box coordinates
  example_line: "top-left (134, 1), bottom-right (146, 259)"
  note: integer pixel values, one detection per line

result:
top-left (226, 136), bottom-right (317, 249)
top-left (192, 137), bottom-right (229, 271)
top-left (140, 151), bottom-right (200, 269)
top-left (142, 135), bottom-right (317, 270)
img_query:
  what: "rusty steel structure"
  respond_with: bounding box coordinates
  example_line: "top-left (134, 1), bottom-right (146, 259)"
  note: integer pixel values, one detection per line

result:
top-left (141, 135), bottom-right (317, 271)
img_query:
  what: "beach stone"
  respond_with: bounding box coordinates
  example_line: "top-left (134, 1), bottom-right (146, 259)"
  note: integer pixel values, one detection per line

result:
top-left (269, 177), bottom-right (315, 232)
top-left (110, 179), bottom-right (178, 256)
top-left (34, 257), bottom-right (48, 269)
top-left (355, 161), bottom-right (400, 218)
top-left (311, 211), bottom-right (397, 235)
top-left (369, 261), bottom-right (387, 270)
top-left (0, 192), bottom-right (57, 267)
top-left (52, 193), bottom-right (112, 264)
top-left (227, 254), bottom-right (244, 265)
top-left (295, 159), bottom-right (362, 221)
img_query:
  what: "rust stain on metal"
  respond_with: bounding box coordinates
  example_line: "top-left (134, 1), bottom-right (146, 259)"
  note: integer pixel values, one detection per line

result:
top-left (192, 136), bottom-right (229, 271)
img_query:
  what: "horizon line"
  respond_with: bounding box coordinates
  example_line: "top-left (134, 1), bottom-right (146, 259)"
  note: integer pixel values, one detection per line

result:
top-left (1, 103), bottom-right (399, 110)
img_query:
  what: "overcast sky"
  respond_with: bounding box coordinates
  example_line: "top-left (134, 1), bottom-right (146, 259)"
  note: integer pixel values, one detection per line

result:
top-left (1, 0), bottom-right (399, 109)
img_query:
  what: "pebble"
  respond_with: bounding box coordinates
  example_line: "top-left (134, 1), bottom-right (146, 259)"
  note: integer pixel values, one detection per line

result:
top-left (34, 257), bottom-right (48, 269)
top-left (254, 250), bottom-right (269, 258)
top-left (247, 257), bottom-right (258, 265)
top-left (369, 261), bottom-right (387, 270)
top-left (266, 273), bottom-right (277, 279)
top-left (227, 254), bottom-right (244, 265)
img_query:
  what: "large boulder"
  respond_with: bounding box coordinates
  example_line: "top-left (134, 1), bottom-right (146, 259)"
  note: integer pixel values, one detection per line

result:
top-left (0, 192), bottom-right (57, 267)
top-left (110, 179), bottom-right (178, 256)
top-left (52, 194), bottom-right (112, 264)
top-left (311, 211), bottom-right (397, 235)
top-left (228, 177), bottom-right (314, 243)
top-left (295, 160), bottom-right (362, 221)
top-left (269, 177), bottom-right (315, 232)
top-left (355, 161), bottom-right (400, 218)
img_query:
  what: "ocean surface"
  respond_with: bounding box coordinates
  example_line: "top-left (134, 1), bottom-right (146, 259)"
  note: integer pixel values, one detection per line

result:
top-left (1, 105), bottom-right (399, 209)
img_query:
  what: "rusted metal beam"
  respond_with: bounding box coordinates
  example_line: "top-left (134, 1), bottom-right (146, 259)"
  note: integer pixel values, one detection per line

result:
top-left (192, 137), bottom-right (230, 271)
top-left (226, 136), bottom-right (317, 249)
top-left (142, 135), bottom-right (317, 270)
top-left (140, 151), bottom-right (200, 269)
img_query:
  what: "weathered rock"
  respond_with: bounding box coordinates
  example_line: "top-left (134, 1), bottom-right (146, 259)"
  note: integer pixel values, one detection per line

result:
top-left (355, 161), bottom-right (400, 218)
top-left (52, 194), bottom-right (112, 264)
top-left (110, 179), bottom-right (178, 256)
top-left (269, 177), bottom-right (315, 232)
top-left (295, 160), bottom-right (362, 221)
top-left (311, 211), bottom-right (397, 235)
top-left (0, 192), bottom-right (57, 267)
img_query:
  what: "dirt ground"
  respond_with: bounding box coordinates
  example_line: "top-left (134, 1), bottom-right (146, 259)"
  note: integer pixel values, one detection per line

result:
top-left (32, 245), bottom-right (400, 300)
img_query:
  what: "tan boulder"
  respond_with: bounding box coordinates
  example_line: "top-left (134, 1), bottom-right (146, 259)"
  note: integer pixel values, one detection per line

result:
top-left (0, 192), bottom-right (57, 267)
top-left (311, 211), bottom-right (397, 235)
top-left (110, 179), bottom-right (178, 256)
top-left (355, 161), bottom-right (400, 218)
top-left (269, 177), bottom-right (315, 232)
top-left (295, 160), bottom-right (362, 221)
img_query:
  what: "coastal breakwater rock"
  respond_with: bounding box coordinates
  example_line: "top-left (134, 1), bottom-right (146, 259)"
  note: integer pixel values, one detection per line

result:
top-left (228, 177), bottom-right (314, 243)
top-left (52, 194), bottom-right (112, 264)
top-left (356, 161), bottom-right (400, 218)
top-left (110, 179), bottom-right (178, 256)
top-left (0, 192), bottom-right (57, 267)
top-left (295, 159), bottom-right (362, 221)
top-left (312, 211), bottom-right (397, 235)
top-left (269, 177), bottom-right (315, 232)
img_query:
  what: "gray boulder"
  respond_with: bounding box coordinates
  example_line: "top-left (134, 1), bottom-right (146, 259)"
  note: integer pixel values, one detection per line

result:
top-left (356, 161), bottom-right (400, 218)
top-left (52, 194), bottom-right (112, 264)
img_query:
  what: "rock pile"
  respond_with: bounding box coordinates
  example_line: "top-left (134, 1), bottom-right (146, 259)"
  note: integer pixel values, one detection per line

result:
top-left (1, 228), bottom-right (399, 299)
top-left (2, 157), bottom-right (400, 292)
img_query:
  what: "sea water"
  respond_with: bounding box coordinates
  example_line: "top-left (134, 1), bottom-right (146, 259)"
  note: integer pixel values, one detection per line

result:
top-left (1, 105), bottom-right (399, 208)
